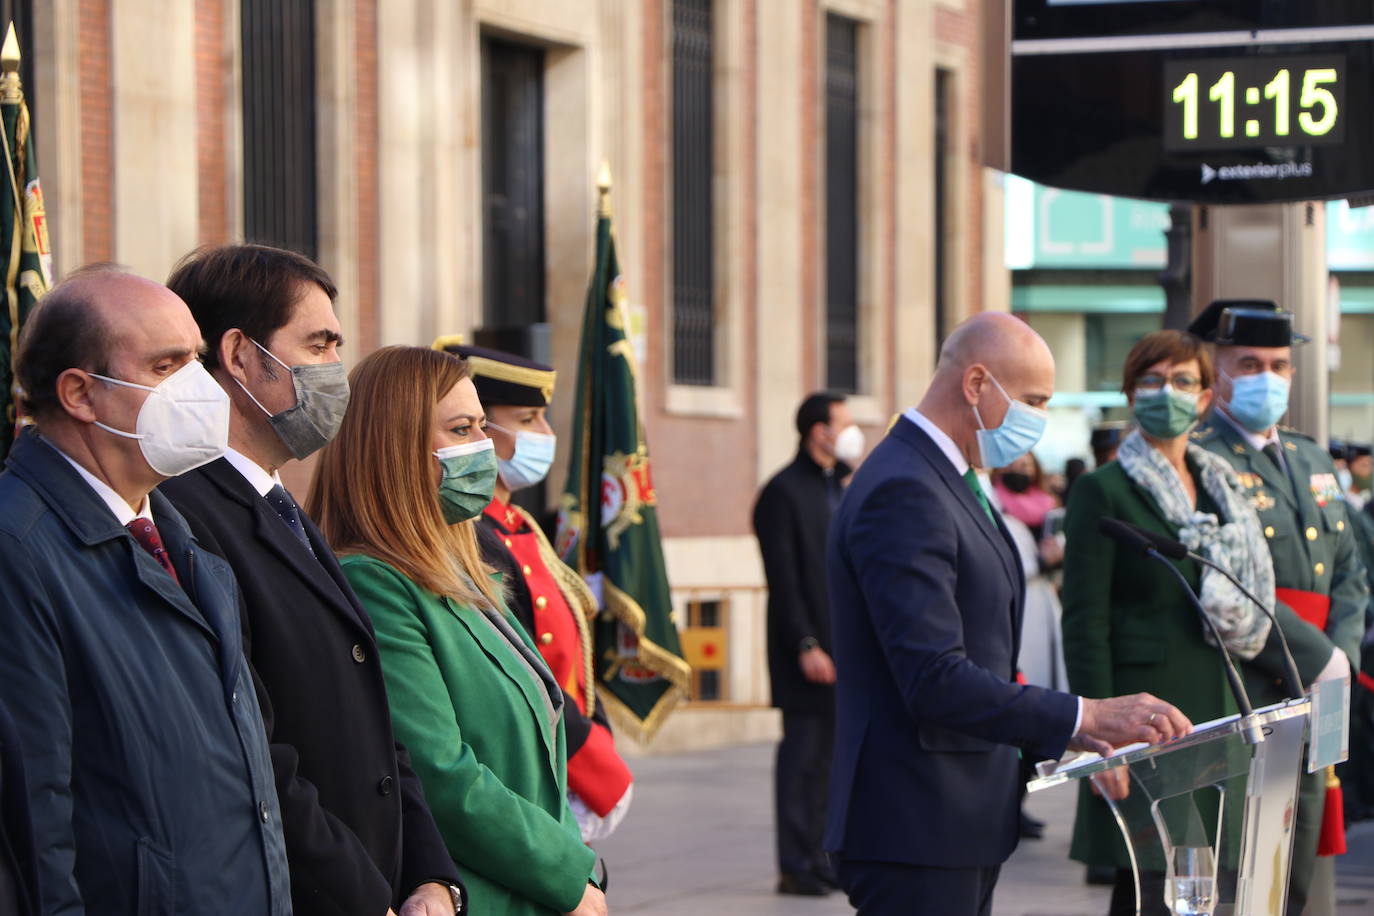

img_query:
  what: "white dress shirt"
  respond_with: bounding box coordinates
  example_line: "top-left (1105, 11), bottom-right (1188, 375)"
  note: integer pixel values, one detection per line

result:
top-left (55, 448), bottom-right (152, 526)
top-left (223, 447), bottom-right (283, 498)
top-left (900, 408), bottom-right (1085, 737)
top-left (1217, 407), bottom-right (1282, 457)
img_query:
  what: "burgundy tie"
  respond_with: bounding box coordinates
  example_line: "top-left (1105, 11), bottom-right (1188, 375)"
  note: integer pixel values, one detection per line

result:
top-left (126, 518), bottom-right (180, 584)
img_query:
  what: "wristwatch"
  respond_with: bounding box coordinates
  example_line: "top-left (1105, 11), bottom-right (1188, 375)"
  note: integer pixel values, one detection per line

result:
top-left (799, 636), bottom-right (819, 652)
top-left (446, 883), bottom-right (464, 914)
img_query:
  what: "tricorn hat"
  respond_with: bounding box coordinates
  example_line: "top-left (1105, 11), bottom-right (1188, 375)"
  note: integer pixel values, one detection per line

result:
top-left (430, 339), bottom-right (556, 407)
top-left (1186, 298), bottom-right (1309, 347)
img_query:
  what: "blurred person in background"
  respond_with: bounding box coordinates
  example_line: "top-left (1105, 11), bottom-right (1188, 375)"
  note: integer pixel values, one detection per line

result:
top-left (991, 451), bottom-right (1058, 536)
top-left (754, 392), bottom-right (862, 896)
top-left (309, 347), bottom-right (607, 916)
top-left (984, 466), bottom-right (1066, 842)
top-left (1090, 421), bottom-right (1128, 468)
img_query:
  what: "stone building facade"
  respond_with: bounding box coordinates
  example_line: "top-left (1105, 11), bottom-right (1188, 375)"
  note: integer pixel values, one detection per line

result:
top-left (28, 0), bottom-right (1006, 747)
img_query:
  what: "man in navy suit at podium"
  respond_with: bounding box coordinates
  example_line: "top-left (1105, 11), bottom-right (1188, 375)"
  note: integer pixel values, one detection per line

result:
top-left (825, 312), bottom-right (1192, 916)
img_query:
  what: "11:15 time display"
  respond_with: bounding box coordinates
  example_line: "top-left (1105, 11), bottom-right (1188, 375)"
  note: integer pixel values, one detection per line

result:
top-left (1163, 55), bottom-right (1346, 152)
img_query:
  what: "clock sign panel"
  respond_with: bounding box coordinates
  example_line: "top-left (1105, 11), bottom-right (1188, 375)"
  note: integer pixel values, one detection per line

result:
top-left (1164, 55), bottom-right (1346, 152)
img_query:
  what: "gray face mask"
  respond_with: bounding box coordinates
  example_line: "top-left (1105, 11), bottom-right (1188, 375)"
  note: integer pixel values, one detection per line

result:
top-left (234, 338), bottom-right (350, 460)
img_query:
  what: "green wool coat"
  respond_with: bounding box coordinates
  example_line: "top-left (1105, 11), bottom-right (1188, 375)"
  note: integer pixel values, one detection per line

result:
top-left (1061, 458), bottom-right (1335, 871)
top-left (340, 555), bottom-right (596, 916)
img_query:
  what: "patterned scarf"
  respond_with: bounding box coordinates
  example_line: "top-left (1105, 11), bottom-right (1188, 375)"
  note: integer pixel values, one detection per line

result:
top-left (1116, 429), bottom-right (1273, 660)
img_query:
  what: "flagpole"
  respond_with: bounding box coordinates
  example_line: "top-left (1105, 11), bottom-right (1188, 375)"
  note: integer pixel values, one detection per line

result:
top-left (597, 160), bottom-right (612, 218)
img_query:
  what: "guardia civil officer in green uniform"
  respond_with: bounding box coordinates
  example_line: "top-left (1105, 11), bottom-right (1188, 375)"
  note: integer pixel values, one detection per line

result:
top-left (1188, 300), bottom-right (1364, 916)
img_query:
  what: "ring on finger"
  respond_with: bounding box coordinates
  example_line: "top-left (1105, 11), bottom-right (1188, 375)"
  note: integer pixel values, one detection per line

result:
top-left (1148, 712), bottom-right (1158, 724)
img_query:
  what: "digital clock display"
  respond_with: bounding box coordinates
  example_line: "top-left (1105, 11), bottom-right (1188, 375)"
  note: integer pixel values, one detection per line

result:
top-left (1164, 55), bottom-right (1346, 152)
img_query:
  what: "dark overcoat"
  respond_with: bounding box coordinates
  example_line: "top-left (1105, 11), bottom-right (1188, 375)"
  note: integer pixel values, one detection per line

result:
top-left (753, 450), bottom-right (849, 711)
top-left (0, 430), bottom-right (290, 915)
top-left (160, 457), bottom-right (460, 915)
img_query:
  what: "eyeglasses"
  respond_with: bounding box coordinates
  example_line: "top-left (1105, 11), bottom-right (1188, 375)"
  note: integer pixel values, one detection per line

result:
top-left (1135, 373), bottom-right (1203, 394)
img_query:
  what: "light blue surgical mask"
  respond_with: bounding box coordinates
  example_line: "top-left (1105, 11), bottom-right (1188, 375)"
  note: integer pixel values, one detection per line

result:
top-left (488, 422), bottom-right (557, 492)
top-left (1222, 369), bottom-right (1290, 434)
top-left (434, 438), bottom-right (498, 524)
top-left (973, 372), bottom-right (1049, 469)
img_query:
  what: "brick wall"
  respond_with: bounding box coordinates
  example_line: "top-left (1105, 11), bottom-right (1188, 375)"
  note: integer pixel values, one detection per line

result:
top-left (936, 1), bottom-right (984, 317)
top-left (641, 0), bottom-right (762, 540)
top-left (354, 0), bottom-right (379, 352)
top-left (78, 0), bottom-right (111, 264)
top-left (194, 0), bottom-right (229, 247)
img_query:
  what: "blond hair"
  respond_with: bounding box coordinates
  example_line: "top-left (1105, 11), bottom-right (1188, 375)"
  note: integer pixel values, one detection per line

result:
top-left (306, 345), bottom-right (503, 610)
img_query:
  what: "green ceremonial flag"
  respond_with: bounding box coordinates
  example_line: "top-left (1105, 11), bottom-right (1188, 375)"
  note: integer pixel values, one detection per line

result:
top-left (0, 24), bottom-right (52, 458)
top-left (556, 168), bottom-right (689, 742)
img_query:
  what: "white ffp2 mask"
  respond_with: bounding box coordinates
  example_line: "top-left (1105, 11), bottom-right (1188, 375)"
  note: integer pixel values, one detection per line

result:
top-left (90, 360), bottom-right (231, 477)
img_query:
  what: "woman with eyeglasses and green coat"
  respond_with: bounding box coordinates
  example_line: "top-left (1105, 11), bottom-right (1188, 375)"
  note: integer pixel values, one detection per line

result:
top-left (1059, 329), bottom-right (1312, 915)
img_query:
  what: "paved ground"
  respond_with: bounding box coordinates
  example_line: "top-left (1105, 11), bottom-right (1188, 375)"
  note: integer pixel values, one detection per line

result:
top-left (595, 741), bottom-right (1374, 915)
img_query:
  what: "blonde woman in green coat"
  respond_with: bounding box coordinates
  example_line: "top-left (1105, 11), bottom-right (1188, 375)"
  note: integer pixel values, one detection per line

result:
top-left (307, 346), bottom-right (606, 916)
top-left (1061, 330), bottom-right (1310, 916)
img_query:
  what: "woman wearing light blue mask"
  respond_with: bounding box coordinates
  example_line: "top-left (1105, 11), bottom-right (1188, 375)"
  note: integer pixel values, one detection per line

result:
top-left (1061, 330), bottom-right (1296, 915)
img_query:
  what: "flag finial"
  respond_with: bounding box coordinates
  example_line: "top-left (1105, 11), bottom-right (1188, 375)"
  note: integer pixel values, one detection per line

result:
top-left (597, 160), bottom-right (612, 217)
top-left (0, 23), bottom-right (22, 103)
top-left (1, 24), bottom-right (19, 73)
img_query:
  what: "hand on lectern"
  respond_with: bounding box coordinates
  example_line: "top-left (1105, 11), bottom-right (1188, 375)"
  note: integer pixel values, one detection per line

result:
top-left (1070, 693), bottom-right (1192, 756)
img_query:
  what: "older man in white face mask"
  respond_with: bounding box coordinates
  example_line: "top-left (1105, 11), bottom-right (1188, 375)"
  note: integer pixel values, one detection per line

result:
top-left (0, 267), bottom-right (289, 915)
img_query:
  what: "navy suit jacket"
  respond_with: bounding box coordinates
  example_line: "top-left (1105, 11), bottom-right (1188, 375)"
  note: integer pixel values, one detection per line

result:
top-left (824, 417), bottom-right (1079, 868)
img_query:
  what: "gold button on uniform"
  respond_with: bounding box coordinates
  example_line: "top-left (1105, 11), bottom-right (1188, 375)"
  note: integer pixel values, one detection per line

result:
top-left (535, 596), bottom-right (548, 610)
top-left (1305, 527), bottom-right (1318, 541)
top-left (539, 632), bottom-right (553, 645)
top-left (504, 538), bottom-right (513, 547)
top-left (1315, 562), bottom-right (1326, 576)
top-left (1337, 520), bottom-right (1346, 532)
top-left (522, 565), bottom-right (532, 576)
top-left (1264, 526), bottom-right (1275, 538)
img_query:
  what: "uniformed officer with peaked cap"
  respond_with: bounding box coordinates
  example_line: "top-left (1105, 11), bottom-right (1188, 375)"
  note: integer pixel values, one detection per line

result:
top-left (1188, 299), bottom-right (1365, 915)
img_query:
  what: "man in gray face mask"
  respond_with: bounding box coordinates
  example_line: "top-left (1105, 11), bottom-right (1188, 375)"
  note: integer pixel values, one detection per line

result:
top-left (158, 245), bottom-right (466, 916)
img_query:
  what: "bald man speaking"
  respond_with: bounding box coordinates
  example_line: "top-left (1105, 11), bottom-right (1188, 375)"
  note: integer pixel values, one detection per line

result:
top-left (824, 313), bottom-right (1191, 915)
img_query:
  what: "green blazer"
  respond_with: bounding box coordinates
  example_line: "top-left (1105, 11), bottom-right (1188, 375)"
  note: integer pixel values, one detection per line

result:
top-left (340, 554), bottom-right (596, 915)
top-left (1060, 458), bottom-right (1325, 869)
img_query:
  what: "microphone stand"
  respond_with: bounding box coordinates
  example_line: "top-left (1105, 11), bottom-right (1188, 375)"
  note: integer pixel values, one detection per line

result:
top-left (1186, 552), bottom-right (1305, 701)
top-left (1142, 547), bottom-right (1266, 746)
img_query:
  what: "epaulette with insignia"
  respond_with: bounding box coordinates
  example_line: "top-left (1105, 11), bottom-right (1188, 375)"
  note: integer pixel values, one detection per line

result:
top-left (1190, 422), bottom-right (1219, 442)
top-left (1278, 425), bottom-right (1314, 441)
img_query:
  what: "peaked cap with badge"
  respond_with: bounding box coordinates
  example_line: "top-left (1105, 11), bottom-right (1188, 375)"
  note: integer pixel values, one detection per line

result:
top-left (1187, 299), bottom-right (1366, 903)
top-left (1185, 297), bottom-right (1311, 347)
top-left (431, 339), bottom-right (557, 408)
top-left (428, 337), bottom-right (634, 826)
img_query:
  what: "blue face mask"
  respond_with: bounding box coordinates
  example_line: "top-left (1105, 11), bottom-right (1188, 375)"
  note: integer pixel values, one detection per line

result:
top-left (1222, 370), bottom-right (1290, 434)
top-left (973, 372), bottom-right (1049, 469)
top-left (489, 423), bottom-right (557, 492)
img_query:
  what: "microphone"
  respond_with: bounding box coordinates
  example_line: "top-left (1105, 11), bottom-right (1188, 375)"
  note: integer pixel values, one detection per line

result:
top-left (1111, 519), bottom-right (1304, 700)
top-left (1098, 517), bottom-right (1265, 745)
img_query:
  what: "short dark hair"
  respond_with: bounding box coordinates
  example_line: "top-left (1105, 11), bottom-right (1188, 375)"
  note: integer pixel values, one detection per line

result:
top-left (166, 244), bottom-right (337, 372)
top-left (15, 270), bottom-right (116, 419)
top-left (1121, 329), bottom-right (1213, 395)
top-left (795, 392), bottom-right (845, 440)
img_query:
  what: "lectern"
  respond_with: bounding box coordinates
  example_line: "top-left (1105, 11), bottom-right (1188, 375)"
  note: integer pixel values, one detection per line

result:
top-left (1029, 700), bottom-right (1312, 916)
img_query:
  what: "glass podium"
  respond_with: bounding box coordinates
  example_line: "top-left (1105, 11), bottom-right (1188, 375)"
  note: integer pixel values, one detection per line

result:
top-left (1028, 699), bottom-right (1311, 916)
